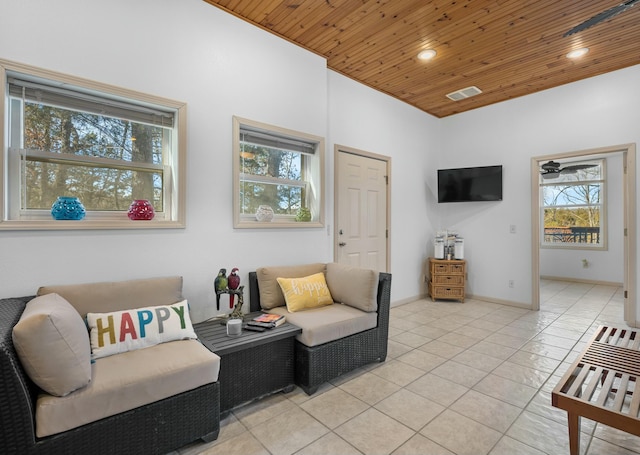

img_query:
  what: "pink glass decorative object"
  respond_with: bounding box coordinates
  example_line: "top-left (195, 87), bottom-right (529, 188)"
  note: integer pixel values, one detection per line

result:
top-left (127, 199), bottom-right (155, 220)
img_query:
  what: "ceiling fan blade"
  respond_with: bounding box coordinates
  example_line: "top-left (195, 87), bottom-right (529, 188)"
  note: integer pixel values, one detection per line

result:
top-left (560, 164), bottom-right (598, 173)
top-left (564, 0), bottom-right (640, 37)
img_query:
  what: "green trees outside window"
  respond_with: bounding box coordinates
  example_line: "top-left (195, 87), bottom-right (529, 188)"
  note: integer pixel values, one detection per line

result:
top-left (19, 103), bottom-right (166, 212)
top-left (1, 59), bottom-right (186, 229)
top-left (233, 116), bottom-right (324, 228)
top-left (541, 160), bottom-right (605, 247)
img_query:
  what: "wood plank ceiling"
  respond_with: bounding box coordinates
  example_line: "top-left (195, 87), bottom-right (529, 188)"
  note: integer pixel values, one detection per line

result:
top-left (202, 0), bottom-right (640, 118)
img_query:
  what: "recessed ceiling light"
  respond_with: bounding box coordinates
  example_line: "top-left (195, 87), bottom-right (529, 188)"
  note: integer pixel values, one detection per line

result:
top-left (417, 49), bottom-right (437, 61)
top-left (566, 48), bottom-right (589, 59)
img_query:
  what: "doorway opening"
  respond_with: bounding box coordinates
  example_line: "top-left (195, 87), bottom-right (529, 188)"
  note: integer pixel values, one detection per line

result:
top-left (530, 144), bottom-right (636, 326)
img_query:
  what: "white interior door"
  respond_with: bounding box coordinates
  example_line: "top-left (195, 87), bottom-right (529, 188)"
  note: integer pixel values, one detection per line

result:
top-left (335, 148), bottom-right (389, 272)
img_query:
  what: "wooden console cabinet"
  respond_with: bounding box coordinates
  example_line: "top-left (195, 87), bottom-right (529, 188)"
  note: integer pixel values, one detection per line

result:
top-left (428, 257), bottom-right (466, 302)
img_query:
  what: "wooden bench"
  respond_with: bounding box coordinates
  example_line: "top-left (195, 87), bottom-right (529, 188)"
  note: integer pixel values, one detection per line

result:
top-left (552, 325), bottom-right (640, 455)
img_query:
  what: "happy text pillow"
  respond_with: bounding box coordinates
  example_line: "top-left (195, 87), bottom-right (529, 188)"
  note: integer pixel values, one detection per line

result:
top-left (276, 273), bottom-right (334, 312)
top-left (86, 300), bottom-right (197, 359)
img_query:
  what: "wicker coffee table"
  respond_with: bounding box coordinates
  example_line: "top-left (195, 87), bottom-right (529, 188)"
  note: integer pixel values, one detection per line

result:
top-left (194, 313), bottom-right (301, 414)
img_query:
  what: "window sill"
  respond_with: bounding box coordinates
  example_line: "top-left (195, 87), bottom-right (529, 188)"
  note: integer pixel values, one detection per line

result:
top-left (0, 219), bottom-right (185, 231)
top-left (541, 244), bottom-right (606, 251)
top-left (234, 220), bottom-right (324, 229)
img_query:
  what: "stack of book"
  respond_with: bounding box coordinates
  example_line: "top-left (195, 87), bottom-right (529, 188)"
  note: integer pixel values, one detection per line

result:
top-left (247, 313), bottom-right (286, 329)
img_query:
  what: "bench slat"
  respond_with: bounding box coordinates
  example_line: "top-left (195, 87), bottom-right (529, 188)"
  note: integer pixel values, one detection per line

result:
top-left (583, 366), bottom-right (604, 402)
top-left (630, 379), bottom-right (640, 418)
top-left (566, 364), bottom-right (590, 397)
top-left (596, 371), bottom-right (616, 407)
top-left (612, 374), bottom-right (630, 412)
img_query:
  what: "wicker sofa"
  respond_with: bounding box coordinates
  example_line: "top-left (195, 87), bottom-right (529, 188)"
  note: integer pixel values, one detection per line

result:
top-left (0, 277), bottom-right (221, 455)
top-left (248, 263), bottom-right (392, 395)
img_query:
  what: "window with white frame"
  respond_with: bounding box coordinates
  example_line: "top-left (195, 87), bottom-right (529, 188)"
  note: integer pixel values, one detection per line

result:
top-left (0, 60), bottom-right (186, 229)
top-left (233, 116), bottom-right (324, 228)
top-left (540, 159), bottom-right (605, 249)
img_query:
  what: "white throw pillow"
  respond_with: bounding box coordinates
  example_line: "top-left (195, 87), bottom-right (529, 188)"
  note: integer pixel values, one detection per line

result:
top-left (86, 300), bottom-right (197, 359)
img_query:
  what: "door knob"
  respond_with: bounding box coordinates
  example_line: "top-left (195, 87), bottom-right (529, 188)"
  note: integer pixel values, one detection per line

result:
top-left (338, 242), bottom-right (346, 247)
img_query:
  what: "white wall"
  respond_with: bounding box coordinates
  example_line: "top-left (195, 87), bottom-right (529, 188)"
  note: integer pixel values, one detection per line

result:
top-left (439, 65), bottom-right (640, 308)
top-left (0, 0), bottom-right (436, 318)
top-left (327, 71), bottom-right (440, 300)
top-left (540, 153), bottom-right (624, 284)
top-left (1, 0), bottom-right (638, 320)
top-left (0, 0), bottom-right (332, 321)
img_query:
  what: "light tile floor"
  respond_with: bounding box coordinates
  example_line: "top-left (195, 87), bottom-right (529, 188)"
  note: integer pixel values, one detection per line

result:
top-left (175, 280), bottom-right (640, 455)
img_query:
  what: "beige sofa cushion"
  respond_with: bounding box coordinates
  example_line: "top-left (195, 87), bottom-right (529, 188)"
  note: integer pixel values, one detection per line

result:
top-left (35, 339), bottom-right (220, 437)
top-left (12, 293), bottom-right (91, 397)
top-left (256, 263), bottom-right (326, 309)
top-left (269, 304), bottom-right (377, 347)
top-left (37, 276), bottom-right (183, 318)
top-left (326, 263), bottom-right (379, 312)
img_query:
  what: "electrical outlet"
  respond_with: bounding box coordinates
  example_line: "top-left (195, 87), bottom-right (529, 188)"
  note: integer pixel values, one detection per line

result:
top-left (509, 224), bottom-right (516, 234)
top-left (508, 280), bottom-right (514, 288)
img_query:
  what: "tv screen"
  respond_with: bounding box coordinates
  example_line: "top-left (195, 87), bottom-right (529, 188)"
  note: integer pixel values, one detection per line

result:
top-left (438, 165), bottom-right (503, 203)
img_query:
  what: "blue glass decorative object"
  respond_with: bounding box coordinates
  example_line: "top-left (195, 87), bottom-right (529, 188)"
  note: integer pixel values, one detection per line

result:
top-left (51, 196), bottom-right (86, 220)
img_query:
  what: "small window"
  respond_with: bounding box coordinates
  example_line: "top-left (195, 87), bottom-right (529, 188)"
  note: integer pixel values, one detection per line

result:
top-left (540, 159), bottom-right (605, 249)
top-left (233, 116), bottom-right (324, 228)
top-left (0, 59), bottom-right (186, 230)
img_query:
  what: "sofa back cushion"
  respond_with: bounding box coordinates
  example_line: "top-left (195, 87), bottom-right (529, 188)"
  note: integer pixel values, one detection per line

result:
top-left (12, 293), bottom-right (91, 397)
top-left (256, 263), bottom-right (326, 309)
top-left (37, 276), bottom-right (183, 318)
top-left (326, 263), bottom-right (379, 312)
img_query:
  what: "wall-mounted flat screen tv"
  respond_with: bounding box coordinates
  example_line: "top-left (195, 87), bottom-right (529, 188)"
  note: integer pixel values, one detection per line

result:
top-left (438, 165), bottom-right (503, 203)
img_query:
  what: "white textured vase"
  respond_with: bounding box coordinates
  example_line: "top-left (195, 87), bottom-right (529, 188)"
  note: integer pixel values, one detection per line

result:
top-left (255, 205), bottom-right (274, 222)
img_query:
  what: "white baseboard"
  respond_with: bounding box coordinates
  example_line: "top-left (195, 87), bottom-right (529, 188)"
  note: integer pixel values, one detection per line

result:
top-left (391, 295), bottom-right (427, 307)
top-left (540, 275), bottom-right (623, 287)
top-left (393, 293), bottom-right (530, 310)
top-left (467, 294), bottom-right (531, 310)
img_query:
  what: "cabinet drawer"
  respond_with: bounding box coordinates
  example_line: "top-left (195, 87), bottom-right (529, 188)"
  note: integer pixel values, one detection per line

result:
top-left (431, 262), bottom-right (465, 275)
top-left (429, 284), bottom-right (465, 300)
top-left (432, 263), bottom-right (450, 274)
top-left (433, 275), bottom-right (464, 286)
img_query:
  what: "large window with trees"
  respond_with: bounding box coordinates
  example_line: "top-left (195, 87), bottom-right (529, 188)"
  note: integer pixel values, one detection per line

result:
top-left (233, 116), bottom-right (324, 228)
top-left (541, 159), bottom-right (605, 249)
top-left (0, 59), bottom-right (186, 229)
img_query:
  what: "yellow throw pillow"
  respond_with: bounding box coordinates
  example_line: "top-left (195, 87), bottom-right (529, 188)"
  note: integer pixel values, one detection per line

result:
top-left (276, 273), bottom-right (334, 312)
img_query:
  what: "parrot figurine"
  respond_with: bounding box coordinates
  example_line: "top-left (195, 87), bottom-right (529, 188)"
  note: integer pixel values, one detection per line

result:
top-left (214, 268), bottom-right (227, 311)
top-left (228, 267), bottom-right (240, 309)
